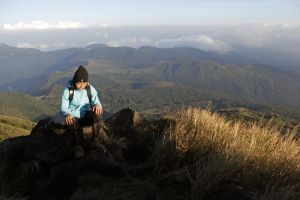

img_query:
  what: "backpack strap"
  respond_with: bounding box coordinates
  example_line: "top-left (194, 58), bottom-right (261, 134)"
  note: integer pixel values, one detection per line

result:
top-left (68, 81), bottom-right (75, 101)
top-left (85, 84), bottom-right (93, 108)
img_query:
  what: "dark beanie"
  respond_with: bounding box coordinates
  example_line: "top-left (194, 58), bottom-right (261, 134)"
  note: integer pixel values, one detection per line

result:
top-left (73, 65), bottom-right (88, 83)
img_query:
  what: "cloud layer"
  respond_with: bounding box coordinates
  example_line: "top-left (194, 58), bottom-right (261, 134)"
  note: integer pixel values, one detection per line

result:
top-left (1, 22), bottom-right (300, 65)
top-left (154, 35), bottom-right (232, 53)
top-left (1, 21), bottom-right (87, 31)
top-left (16, 42), bottom-right (67, 50)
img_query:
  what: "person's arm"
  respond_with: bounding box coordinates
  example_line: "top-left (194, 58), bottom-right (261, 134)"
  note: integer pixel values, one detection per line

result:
top-left (61, 88), bottom-right (76, 125)
top-left (61, 87), bottom-right (72, 117)
top-left (90, 85), bottom-right (103, 115)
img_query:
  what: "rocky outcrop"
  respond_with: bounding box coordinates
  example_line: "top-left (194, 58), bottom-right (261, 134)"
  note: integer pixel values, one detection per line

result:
top-left (0, 108), bottom-right (148, 200)
top-left (105, 108), bottom-right (155, 164)
top-left (0, 108), bottom-right (257, 200)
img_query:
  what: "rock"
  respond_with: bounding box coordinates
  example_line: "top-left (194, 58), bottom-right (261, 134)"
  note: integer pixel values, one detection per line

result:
top-left (0, 136), bottom-right (31, 194)
top-left (0, 108), bottom-right (173, 199)
top-left (0, 108), bottom-right (269, 199)
top-left (0, 114), bottom-right (128, 199)
top-left (105, 108), bottom-right (159, 164)
top-left (105, 108), bottom-right (142, 130)
top-left (74, 145), bottom-right (85, 159)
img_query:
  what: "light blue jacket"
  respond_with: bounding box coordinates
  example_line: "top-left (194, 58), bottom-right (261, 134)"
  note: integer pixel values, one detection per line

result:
top-left (61, 80), bottom-right (101, 118)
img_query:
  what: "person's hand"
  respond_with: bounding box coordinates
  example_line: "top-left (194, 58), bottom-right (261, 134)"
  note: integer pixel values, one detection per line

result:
top-left (65, 113), bottom-right (75, 125)
top-left (93, 105), bottom-right (103, 115)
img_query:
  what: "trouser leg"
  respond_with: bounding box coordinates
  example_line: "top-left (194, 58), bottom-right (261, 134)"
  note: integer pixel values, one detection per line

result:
top-left (92, 113), bottom-right (108, 141)
top-left (78, 111), bottom-right (108, 141)
top-left (64, 118), bottom-right (81, 145)
top-left (77, 111), bottom-right (105, 140)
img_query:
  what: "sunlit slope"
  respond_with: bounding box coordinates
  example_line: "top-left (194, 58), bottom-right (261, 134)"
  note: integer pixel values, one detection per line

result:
top-left (0, 92), bottom-right (56, 120)
top-left (0, 115), bottom-right (36, 141)
top-left (154, 107), bottom-right (300, 199)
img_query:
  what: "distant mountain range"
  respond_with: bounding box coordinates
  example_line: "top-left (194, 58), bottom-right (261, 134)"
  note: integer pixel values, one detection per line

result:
top-left (0, 43), bottom-right (258, 86)
top-left (0, 43), bottom-right (300, 119)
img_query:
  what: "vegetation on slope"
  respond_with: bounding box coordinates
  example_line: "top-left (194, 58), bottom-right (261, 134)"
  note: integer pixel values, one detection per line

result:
top-left (0, 115), bottom-right (36, 141)
top-left (19, 57), bottom-right (300, 119)
top-left (0, 92), bottom-right (56, 120)
top-left (151, 107), bottom-right (300, 199)
top-left (217, 107), bottom-right (299, 135)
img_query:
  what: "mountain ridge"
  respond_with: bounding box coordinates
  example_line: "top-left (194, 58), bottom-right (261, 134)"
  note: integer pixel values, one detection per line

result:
top-left (1, 43), bottom-right (300, 119)
top-left (0, 43), bottom-right (257, 86)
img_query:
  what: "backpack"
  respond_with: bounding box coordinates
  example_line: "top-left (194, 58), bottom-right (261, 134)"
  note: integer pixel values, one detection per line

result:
top-left (68, 80), bottom-right (92, 108)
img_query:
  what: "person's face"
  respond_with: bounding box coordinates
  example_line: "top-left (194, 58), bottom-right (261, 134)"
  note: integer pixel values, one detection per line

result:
top-left (75, 82), bottom-right (87, 90)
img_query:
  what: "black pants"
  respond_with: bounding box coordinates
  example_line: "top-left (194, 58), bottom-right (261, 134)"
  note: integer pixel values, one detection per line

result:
top-left (75, 111), bottom-right (102, 127)
top-left (67, 111), bottom-right (103, 143)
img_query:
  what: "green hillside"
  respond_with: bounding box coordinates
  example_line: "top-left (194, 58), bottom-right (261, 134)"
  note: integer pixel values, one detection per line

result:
top-left (0, 44), bottom-right (253, 86)
top-left (0, 92), bottom-right (57, 120)
top-left (140, 60), bottom-right (300, 107)
top-left (28, 58), bottom-right (300, 119)
top-left (217, 107), bottom-right (299, 135)
top-left (0, 115), bottom-right (36, 141)
top-left (2, 44), bottom-right (300, 119)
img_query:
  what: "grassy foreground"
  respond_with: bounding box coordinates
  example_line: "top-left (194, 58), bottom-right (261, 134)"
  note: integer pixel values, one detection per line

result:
top-left (1, 107), bottom-right (300, 199)
top-left (0, 115), bottom-right (36, 141)
top-left (152, 107), bottom-right (300, 199)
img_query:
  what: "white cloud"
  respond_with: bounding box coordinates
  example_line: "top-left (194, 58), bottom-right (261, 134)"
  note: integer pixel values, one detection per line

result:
top-left (107, 37), bottom-right (153, 48)
top-left (1, 21), bottom-right (87, 31)
top-left (16, 42), bottom-right (47, 50)
top-left (96, 32), bottom-right (109, 38)
top-left (217, 23), bottom-right (300, 49)
top-left (94, 24), bottom-right (121, 28)
top-left (16, 42), bottom-right (67, 50)
top-left (205, 23), bottom-right (300, 65)
top-left (154, 35), bottom-right (232, 53)
top-left (106, 41), bottom-right (120, 47)
top-left (3, 22), bottom-right (300, 65)
top-left (104, 35), bottom-right (232, 53)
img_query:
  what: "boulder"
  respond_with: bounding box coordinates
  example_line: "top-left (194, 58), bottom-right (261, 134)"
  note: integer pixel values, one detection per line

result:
top-left (0, 116), bottom-right (127, 199)
top-left (105, 108), bottom-right (156, 165)
top-left (0, 108), bottom-right (168, 199)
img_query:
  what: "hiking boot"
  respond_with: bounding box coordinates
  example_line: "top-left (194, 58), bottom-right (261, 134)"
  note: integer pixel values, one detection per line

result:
top-left (74, 145), bottom-right (85, 159)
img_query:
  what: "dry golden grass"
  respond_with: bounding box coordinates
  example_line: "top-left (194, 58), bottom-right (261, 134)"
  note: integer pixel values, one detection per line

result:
top-left (0, 123), bottom-right (30, 141)
top-left (0, 115), bottom-right (35, 141)
top-left (152, 107), bottom-right (300, 199)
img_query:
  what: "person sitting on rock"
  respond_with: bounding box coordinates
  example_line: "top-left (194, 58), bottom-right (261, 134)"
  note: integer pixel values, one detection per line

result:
top-left (61, 65), bottom-right (104, 142)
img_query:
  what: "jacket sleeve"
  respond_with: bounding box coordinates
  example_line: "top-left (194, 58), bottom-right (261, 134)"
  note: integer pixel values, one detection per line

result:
top-left (61, 87), bottom-right (71, 116)
top-left (90, 85), bottom-right (102, 107)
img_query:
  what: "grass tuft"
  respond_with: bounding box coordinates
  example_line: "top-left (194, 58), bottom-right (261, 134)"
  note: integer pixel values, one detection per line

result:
top-left (151, 107), bottom-right (300, 199)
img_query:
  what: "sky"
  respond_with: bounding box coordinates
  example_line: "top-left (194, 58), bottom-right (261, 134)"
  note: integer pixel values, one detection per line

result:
top-left (1, 0), bottom-right (300, 26)
top-left (0, 0), bottom-right (300, 66)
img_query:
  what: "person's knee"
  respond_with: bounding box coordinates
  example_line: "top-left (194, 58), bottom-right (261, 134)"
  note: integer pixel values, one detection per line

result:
top-left (66, 119), bottom-right (79, 130)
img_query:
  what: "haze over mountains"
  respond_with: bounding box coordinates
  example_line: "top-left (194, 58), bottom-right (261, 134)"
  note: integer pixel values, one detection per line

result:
top-left (2, 24), bottom-right (300, 67)
top-left (0, 43), bottom-right (300, 119)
